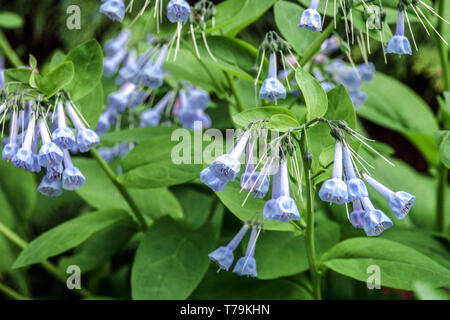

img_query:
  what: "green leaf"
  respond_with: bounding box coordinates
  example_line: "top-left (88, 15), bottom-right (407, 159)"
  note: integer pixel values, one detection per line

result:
top-left (438, 131), bottom-right (450, 169)
top-left (268, 114), bottom-right (300, 131)
top-left (320, 238), bottom-right (450, 290)
top-left (205, 0), bottom-right (247, 33)
top-left (74, 158), bottom-right (183, 222)
top-left (101, 126), bottom-right (177, 146)
top-left (359, 72), bottom-right (439, 164)
top-left (274, 1), bottom-right (320, 57)
top-left (72, 81), bottom-right (103, 128)
top-left (221, 0), bottom-right (277, 37)
top-left (215, 181), bottom-right (296, 232)
top-left (37, 61), bottom-right (74, 98)
top-left (413, 281), bottom-right (449, 300)
top-left (13, 209), bottom-right (130, 268)
top-left (295, 68), bottom-right (328, 121)
top-left (190, 268), bottom-right (313, 299)
top-left (64, 39), bottom-right (103, 100)
top-left (232, 106), bottom-right (297, 127)
top-left (255, 221), bottom-right (340, 279)
top-left (0, 11), bottom-right (24, 29)
top-left (4, 68), bottom-right (32, 83)
top-left (58, 225), bottom-right (136, 273)
top-left (131, 218), bottom-right (217, 299)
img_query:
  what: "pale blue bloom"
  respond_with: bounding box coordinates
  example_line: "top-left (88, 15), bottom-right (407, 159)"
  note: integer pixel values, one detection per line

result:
top-left (108, 82), bottom-right (136, 112)
top-left (319, 142), bottom-right (348, 204)
top-left (167, 0), bottom-right (191, 23)
top-left (140, 92), bottom-right (174, 127)
top-left (350, 200), bottom-right (366, 229)
top-left (62, 150), bottom-right (85, 190)
top-left (200, 167), bottom-right (228, 192)
top-left (65, 102), bottom-right (100, 152)
top-left (140, 45), bottom-right (168, 89)
top-left (104, 29), bottom-right (131, 56)
top-left (386, 9), bottom-right (412, 55)
top-left (103, 49), bottom-right (127, 76)
top-left (233, 225), bottom-right (259, 278)
top-left (260, 52), bottom-right (286, 101)
top-left (12, 115), bottom-right (36, 171)
top-left (342, 143), bottom-right (368, 201)
top-left (361, 197), bottom-right (393, 236)
top-left (38, 119), bottom-right (63, 167)
top-left (2, 111), bottom-right (19, 161)
top-left (298, 0), bottom-right (322, 31)
top-left (99, 0), bottom-right (125, 22)
top-left (209, 222), bottom-right (250, 271)
top-left (38, 176), bottom-right (62, 197)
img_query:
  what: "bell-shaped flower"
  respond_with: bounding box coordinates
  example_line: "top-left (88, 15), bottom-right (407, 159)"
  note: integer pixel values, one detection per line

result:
top-left (263, 159), bottom-right (300, 222)
top-left (233, 224), bottom-right (260, 278)
top-left (104, 29), bottom-right (131, 56)
top-left (99, 0), bottom-right (125, 22)
top-left (209, 133), bottom-right (249, 182)
top-left (240, 143), bottom-right (269, 199)
top-left (188, 88), bottom-right (210, 110)
top-left (319, 141), bottom-right (348, 204)
top-left (52, 102), bottom-right (76, 149)
top-left (167, 0), bottom-right (191, 23)
top-left (349, 199), bottom-right (366, 229)
top-left (209, 222), bottom-right (250, 271)
top-left (62, 149), bottom-right (85, 190)
top-left (66, 102), bottom-right (100, 152)
top-left (140, 92), bottom-right (174, 127)
top-left (140, 45), bottom-right (168, 89)
top-left (98, 147), bottom-right (116, 163)
top-left (342, 143), bottom-right (368, 201)
top-left (298, 0), bottom-right (322, 31)
top-left (386, 9), bottom-right (412, 55)
top-left (38, 176), bottom-right (62, 197)
top-left (2, 111), bottom-right (19, 161)
top-left (46, 162), bottom-right (63, 179)
top-left (38, 118), bottom-right (63, 167)
top-left (259, 53), bottom-right (286, 101)
top-left (349, 90), bottom-right (367, 109)
top-left (358, 62), bottom-right (375, 82)
top-left (103, 49), bottom-right (127, 76)
top-left (116, 50), bottom-right (138, 86)
top-left (363, 174), bottom-right (415, 220)
top-left (108, 82), bottom-right (136, 112)
top-left (12, 114), bottom-right (36, 171)
top-left (30, 129), bottom-right (41, 173)
top-left (361, 197), bottom-right (393, 236)
top-left (199, 167), bottom-right (228, 192)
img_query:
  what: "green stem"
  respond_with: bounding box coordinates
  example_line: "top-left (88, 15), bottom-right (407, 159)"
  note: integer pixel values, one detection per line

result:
top-left (90, 149), bottom-right (148, 231)
top-left (435, 0), bottom-right (449, 233)
top-left (299, 136), bottom-right (322, 300)
top-left (0, 221), bottom-right (92, 298)
top-left (0, 282), bottom-right (31, 300)
top-left (224, 71), bottom-right (244, 112)
top-left (0, 29), bottom-right (23, 67)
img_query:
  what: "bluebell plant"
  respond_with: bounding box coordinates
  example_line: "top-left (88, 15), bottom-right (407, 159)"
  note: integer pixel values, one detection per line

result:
top-left (298, 0), bottom-right (322, 32)
top-left (99, 0), bottom-right (126, 22)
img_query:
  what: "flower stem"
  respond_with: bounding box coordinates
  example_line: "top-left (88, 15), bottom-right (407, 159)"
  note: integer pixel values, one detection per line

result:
top-left (90, 148), bottom-right (149, 231)
top-left (435, 0), bottom-right (449, 233)
top-left (299, 133), bottom-right (322, 300)
top-left (0, 282), bottom-right (31, 300)
top-left (224, 71), bottom-right (245, 112)
top-left (0, 221), bottom-right (92, 298)
top-left (0, 29), bottom-right (24, 67)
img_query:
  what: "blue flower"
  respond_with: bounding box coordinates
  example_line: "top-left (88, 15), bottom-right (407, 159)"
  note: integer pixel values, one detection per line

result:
top-left (167, 0), bottom-right (191, 23)
top-left (263, 160), bottom-right (300, 222)
top-left (2, 143), bottom-right (19, 161)
top-left (259, 53), bottom-right (286, 101)
top-left (361, 197), bottom-right (393, 236)
top-left (363, 174), bottom-right (415, 220)
top-left (95, 112), bottom-right (112, 135)
top-left (104, 29), bottom-right (131, 56)
top-left (188, 88), bottom-right (210, 110)
top-left (98, 147), bottom-right (116, 163)
top-left (77, 129), bottom-right (100, 152)
top-left (63, 166), bottom-right (86, 190)
top-left (129, 90), bottom-right (146, 109)
top-left (38, 176), bottom-right (62, 197)
top-left (52, 102), bottom-right (76, 149)
top-left (209, 222), bottom-right (250, 271)
top-left (46, 162), bottom-right (63, 179)
top-left (116, 50), bottom-right (138, 86)
top-left (342, 143), bottom-right (368, 201)
top-left (386, 9), bottom-right (412, 55)
top-left (200, 167), bottom-right (228, 192)
top-left (319, 142), bottom-right (348, 204)
top-left (349, 200), bottom-right (366, 229)
top-left (349, 90), bottom-right (367, 109)
top-left (12, 115), bottom-right (36, 171)
top-left (178, 109), bottom-right (211, 130)
top-left (140, 92), bottom-right (174, 127)
top-left (209, 143), bottom-right (247, 182)
top-left (358, 62), bottom-right (375, 82)
top-left (2, 111), bottom-right (19, 161)
top-left (298, 0), bottom-right (322, 32)
top-left (233, 224), bottom-right (260, 278)
top-left (37, 119), bottom-right (64, 167)
top-left (99, 0), bottom-right (125, 22)
top-left (108, 82), bottom-right (136, 112)
top-left (240, 172), bottom-right (269, 199)
top-left (321, 81), bottom-right (335, 92)
top-left (103, 49), bottom-right (127, 76)
top-left (140, 45), bottom-right (168, 89)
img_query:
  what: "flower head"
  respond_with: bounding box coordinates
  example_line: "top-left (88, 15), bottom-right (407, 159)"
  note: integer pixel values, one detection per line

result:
top-left (259, 53), bottom-right (286, 101)
top-left (342, 143), bottom-right (368, 201)
top-left (361, 197), bottom-right (393, 236)
top-left (38, 119), bottom-right (63, 168)
top-left (65, 102), bottom-right (99, 152)
top-left (104, 29), bottom-right (131, 56)
top-left (38, 176), bottom-right (62, 197)
top-left (233, 223), bottom-right (260, 278)
top-left (349, 200), bottom-right (366, 229)
top-left (319, 141), bottom-right (348, 204)
top-left (167, 0), bottom-right (191, 23)
top-left (140, 45), bottom-right (168, 89)
top-left (386, 9), bottom-right (412, 55)
top-left (12, 114), bottom-right (36, 171)
top-left (99, 0), bottom-right (125, 22)
top-left (298, 0), bottom-right (322, 32)
top-left (2, 111), bottom-right (19, 161)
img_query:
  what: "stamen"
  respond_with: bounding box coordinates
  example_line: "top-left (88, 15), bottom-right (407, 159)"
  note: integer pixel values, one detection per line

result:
top-left (415, 5), bottom-right (448, 45)
top-left (411, 4), bottom-right (430, 36)
top-left (405, 10), bottom-right (418, 51)
top-left (190, 23), bottom-right (201, 59)
top-left (202, 31), bottom-right (217, 62)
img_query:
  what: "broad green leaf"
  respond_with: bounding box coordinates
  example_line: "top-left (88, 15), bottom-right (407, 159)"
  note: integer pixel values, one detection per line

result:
top-left (37, 61), bottom-right (74, 98)
top-left (232, 106), bottom-right (297, 127)
top-left (74, 158), bottom-right (183, 221)
top-left (4, 68), bottom-right (32, 86)
top-left (190, 268), bottom-right (313, 300)
top-left (438, 131), bottom-right (450, 169)
top-left (101, 126), bottom-right (178, 146)
top-left (0, 161), bottom-right (37, 223)
top-left (268, 114), bottom-right (300, 131)
top-left (131, 218), bottom-right (217, 299)
top-left (295, 68), bottom-right (328, 121)
top-left (72, 81), bottom-right (103, 128)
top-left (320, 238), bottom-right (450, 290)
top-left (13, 209), bottom-right (130, 268)
top-left (205, 0), bottom-right (247, 33)
top-left (255, 221), bottom-right (340, 279)
top-left (221, 0), bottom-right (277, 37)
top-left (413, 281), bottom-right (449, 300)
top-left (274, 1), bottom-right (320, 57)
top-left (64, 39), bottom-right (103, 100)
top-left (58, 225), bottom-right (136, 273)
top-left (359, 72), bottom-right (439, 164)
top-left (215, 181), bottom-right (296, 232)
top-left (0, 11), bottom-right (24, 29)
top-left (48, 50), bottom-right (66, 70)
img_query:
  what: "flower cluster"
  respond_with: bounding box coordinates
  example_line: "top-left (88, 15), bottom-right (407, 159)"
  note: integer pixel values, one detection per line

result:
top-left (208, 219), bottom-right (262, 278)
top-left (319, 139), bottom-right (415, 236)
top-left (1, 96), bottom-right (99, 197)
